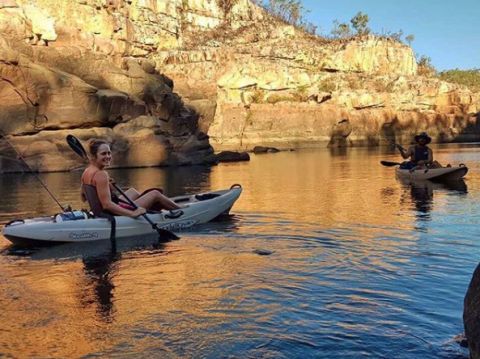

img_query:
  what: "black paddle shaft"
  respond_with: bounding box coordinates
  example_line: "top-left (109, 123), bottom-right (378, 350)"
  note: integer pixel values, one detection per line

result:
top-left (0, 131), bottom-right (66, 212)
top-left (110, 182), bottom-right (179, 240)
top-left (66, 134), bottom-right (179, 241)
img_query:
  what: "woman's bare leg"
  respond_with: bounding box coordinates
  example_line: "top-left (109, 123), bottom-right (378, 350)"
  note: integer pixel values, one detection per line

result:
top-left (119, 188), bottom-right (140, 201)
top-left (134, 190), bottom-right (180, 210)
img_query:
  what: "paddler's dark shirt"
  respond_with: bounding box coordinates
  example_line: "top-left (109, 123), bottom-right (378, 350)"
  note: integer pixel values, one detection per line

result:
top-left (413, 145), bottom-right (429, 163)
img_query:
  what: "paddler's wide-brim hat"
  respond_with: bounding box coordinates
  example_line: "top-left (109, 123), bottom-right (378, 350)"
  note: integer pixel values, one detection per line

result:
top-left (414, 132), bottom-right (432, 144)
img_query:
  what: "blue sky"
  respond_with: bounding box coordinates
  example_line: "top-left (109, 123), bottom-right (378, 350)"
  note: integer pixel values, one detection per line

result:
top-left (301, 0), bottom-right (479, 71)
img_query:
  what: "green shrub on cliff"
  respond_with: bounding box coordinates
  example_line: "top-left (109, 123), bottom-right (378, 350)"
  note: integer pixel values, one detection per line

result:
top-left (255, 0), bottom-right (317, 34)
top-left (405, 34), bottom-right (415, 45)
top-left (329, 12), bottom-right (370, 39)
top-left (350, 12), bottom-right (370, 35)
top-left (417, 55), bottom-right (436, 77)
top-left (437, 69), bottom-right (480, 91)
top-left (318, 78), bottom-right (336, 93)
top-left (330, 20), bottom-right (352, 38)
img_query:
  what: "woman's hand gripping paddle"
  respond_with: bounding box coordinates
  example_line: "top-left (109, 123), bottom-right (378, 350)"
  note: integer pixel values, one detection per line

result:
top-left (66, 135), bottom-right (179, 241)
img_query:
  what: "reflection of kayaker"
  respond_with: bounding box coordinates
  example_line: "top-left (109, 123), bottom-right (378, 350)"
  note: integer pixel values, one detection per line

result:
top-left (396, 132), bottom-right (441, 170)
top-left (410, 181), bottom-right (434, 214)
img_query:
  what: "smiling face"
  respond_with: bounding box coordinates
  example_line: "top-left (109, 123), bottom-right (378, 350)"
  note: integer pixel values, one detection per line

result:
top-left (92, 144), bottom-right (112, 169)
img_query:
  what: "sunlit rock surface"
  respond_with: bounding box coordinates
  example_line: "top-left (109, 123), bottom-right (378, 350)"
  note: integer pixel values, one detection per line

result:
top-left (0, 0), bottom-right (234, 172)
top-left (1, 0), bottom-right (479, 172)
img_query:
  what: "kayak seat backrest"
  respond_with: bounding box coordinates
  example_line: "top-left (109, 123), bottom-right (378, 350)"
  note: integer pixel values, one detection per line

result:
top-left (82, 184), bottom-right (116, 242)
top-left (82, 184), bottom-right (111, 218)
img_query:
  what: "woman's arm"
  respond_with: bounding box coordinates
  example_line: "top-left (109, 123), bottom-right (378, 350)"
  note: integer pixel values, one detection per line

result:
top-left (95, 172), bottom-right (145, 217)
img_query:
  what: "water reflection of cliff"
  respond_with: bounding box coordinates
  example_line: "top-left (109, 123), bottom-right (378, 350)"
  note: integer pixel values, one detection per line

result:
top-left (110, 165), bottom-right (212, 196)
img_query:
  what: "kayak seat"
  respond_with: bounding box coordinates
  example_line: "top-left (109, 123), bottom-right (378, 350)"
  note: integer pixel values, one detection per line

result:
top-left (82, 184), bottom-right (113, 218)
top-left (82, 183), bottom-right (116, 242)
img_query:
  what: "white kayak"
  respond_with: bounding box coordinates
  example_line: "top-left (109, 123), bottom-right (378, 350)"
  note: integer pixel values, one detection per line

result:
top-left (395, 165), bottom-right (468, 182)
top-left (3, 185), bottom-right (242, 246)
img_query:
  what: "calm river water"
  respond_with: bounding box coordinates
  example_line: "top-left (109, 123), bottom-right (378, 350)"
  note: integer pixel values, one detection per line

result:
top-left (1, 144), bottom-right (479, 358)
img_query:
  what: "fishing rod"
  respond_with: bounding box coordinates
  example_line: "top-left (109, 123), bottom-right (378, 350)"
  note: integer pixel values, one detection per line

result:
top-left (0, 131), bottom-right (67, 212)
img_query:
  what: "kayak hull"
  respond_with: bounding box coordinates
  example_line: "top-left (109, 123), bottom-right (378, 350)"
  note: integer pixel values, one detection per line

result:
top-left (3, 186), bottom-right (242, 245)
top-left (395, 166), bottom-right (468, 182)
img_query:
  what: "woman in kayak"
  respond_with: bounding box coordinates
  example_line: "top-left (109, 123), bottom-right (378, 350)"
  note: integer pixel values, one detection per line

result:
top-left (81, 139), bottom-right (180, 217)
top-left (396, 132), bottom-right (441, 170)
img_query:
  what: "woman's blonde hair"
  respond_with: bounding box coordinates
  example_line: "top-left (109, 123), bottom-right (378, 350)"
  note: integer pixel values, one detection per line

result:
top-left (88, 139), bottom-right (110, 157)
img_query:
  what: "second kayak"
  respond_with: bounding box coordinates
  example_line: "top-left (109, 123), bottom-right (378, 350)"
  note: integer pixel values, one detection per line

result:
top-left (395, 165), bottom-right (468, 182)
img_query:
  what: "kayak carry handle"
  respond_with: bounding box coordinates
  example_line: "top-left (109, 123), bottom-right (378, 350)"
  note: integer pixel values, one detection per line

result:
top-left (230, 184), bottom-right (242, 189)
top-left (5, 219), bottom-right (25, 227)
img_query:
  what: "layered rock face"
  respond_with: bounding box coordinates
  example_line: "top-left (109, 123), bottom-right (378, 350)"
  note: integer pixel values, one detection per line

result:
top-left (1, 0), bottom-right (479, 173)
top-left (0, 0), bottom-right (239, 172)
top-left (154, 9), bottom-right (479, 150)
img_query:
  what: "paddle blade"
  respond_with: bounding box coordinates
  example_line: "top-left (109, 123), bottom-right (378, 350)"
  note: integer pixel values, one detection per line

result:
top-left (380, 160), bottom-right (402, 167)
top-left (157, 228), bottom-right (180, 241)
top-left (66, 135), bottom-right (88, 160)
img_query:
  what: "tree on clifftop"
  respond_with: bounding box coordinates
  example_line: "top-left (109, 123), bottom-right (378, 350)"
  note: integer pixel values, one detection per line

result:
top-left (405, 34), bottom-right (415, 46)
top-left (350, 11), bottom-right (370, 35)
top-left (256, 0), bottom-right (317, 34)
top-left (417, 55), bottom-right (436, 77)
top-left (331, 20), bottom-right (352, 38)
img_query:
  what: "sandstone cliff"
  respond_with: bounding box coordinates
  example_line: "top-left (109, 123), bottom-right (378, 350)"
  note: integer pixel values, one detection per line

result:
top-left (1, 0), bottom-right (479, 172)
top-left (0, 0), bottom-right (233, 172)
top-left (156, 14), bottom-right (479, 151)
